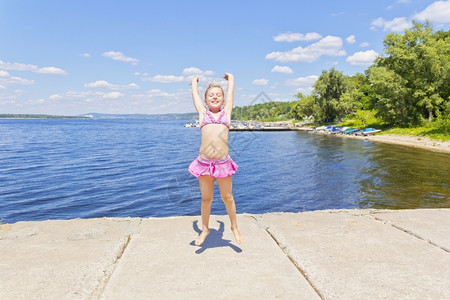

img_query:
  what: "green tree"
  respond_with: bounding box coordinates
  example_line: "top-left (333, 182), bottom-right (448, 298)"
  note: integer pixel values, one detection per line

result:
top-left (338, 73), bottom-right (370, 117)
top-left (368, 66), bottom-right (410, 125)
top-left (313, 67), bottom-right (349, 122)
top-left (369, 21), bottom-right (449, 125)
top-left (232, 101), bottom-right (297, 121)
top-left (350, 73), bottom-right (376, 110)
top-left (291, 94), bottom-right (318, 120)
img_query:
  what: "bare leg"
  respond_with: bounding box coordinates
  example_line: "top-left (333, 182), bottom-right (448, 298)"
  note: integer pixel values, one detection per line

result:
top-left (217, 176), bottom-right (243, 244)
top-left (196, 175), bottom-right (214, 246)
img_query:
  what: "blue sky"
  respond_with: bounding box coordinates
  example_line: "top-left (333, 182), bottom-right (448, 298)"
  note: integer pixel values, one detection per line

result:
top-left (0, 0), bottom-right (449, 115)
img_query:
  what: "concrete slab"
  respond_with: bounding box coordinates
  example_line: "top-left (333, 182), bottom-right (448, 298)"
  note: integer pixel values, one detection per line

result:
top-left (258, 209), bottom-right (450, 300)
top-left (371, 208), bottom-right (450, 252)
top-left (100, 214), bottom-right (320, 300)
top-left (0, 217), bottom-right (140, 299)
top-left (2, 209), bottom-right (449, 299)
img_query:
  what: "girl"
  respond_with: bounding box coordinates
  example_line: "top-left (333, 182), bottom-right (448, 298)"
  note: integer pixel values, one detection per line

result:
top-left (188, 73), bottom-right (243, 246)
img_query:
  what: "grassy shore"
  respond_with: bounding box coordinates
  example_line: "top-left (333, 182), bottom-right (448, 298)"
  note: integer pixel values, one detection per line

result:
top-left (380, 125), bottom-right (449, 142)
top-left (291, 111), bottom-right (450, 153)
top-left (334, 110), bottom-right (449, 142)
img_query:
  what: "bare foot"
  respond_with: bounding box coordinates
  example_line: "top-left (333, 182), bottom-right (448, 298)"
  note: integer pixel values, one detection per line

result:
top-left (231, 227), bottom-right (243, 244)
top-left (195, 229), bottom-right (210, 246)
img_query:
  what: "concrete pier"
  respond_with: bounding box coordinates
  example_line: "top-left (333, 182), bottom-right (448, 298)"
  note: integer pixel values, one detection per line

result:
top-left (1, 209), bottom-right (449, 299)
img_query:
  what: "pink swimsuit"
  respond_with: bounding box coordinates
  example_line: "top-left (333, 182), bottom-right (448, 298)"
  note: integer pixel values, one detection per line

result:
top-left (188, 155), bottom-right (238, 178)
top-left (200, 109), bottom-right (230, 129)
top-left (188, 109), bottom-right (238, 178)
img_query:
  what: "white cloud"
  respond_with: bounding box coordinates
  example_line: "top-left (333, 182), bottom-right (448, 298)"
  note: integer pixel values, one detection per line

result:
top-left (49, 94), bottom-right (62, 100)
top-left (0, 60), bottom-right (67, 75)
top-left (359, 42), bottom-right (370, 47)
top-left (147, 89), bottom-right (173, 97)
top-left (141, 67), bottom-right (216, 84)
top-left (371, 17), bottom-right (412, 32)
top-left (130, 89), bottom-right (178, 102)
top-left (7, 77), bottom-right (35, 85)
top-left (413, 1), bottom-right (450, 24)
top-left (0, 60), bottom-right (38, 71)
top-left (103, 92), bottom-right (123, 99)
top-left (84, 80), bottom-right (112, 88)
top-left (182, 67), bottom-right (203, 75)
top-left (286, 75), bottom-right (318, 87)
top-left (50, 91), bottom-right (90, 101)
top-left (271, 65), bottom-right (293, 74)
top-left (0, 72), bottom-right (35, 86)
top-left (181, 67), bottom-right (215, 82)
top-left (182, 67), bottom-right (214, 76)
top-left (373, 1), bottom-right (449, 33)
top-left (296, 87), bottom-right (314, 94)
top-left (252, 79), bottom-right (269, 85)
top-left (102, 51), bottom-right (139, 65)
top-left (80, 53), bottom-right (91, 58)
top-left (331, 11), bottom-right (346, 17)
top-left (0, 89), bottom-right (24, 103)
top-left (46, 90), bottom-right (117, 102)
top-left (273, 32), bottom-right (322, 42)
top-left (388, 0), bottom-right (411, 9)
top-left (142, 75), bottom-right (185, 83)
top-left (26, 98), bottom-right (45, 104)
top-left (35, 66), bottom-right (68, 75)
top-left (346, 50), bottom-right (379, 66)
top-left (346, 35), bottom-right (356, 44)
top-left (266, 36), bottom-right (346, 63)
top-left (84, 80), bottom-right (139, 90)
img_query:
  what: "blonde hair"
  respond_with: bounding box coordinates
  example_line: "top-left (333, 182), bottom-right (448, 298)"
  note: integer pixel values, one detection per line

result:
top-left (204, 84), bottom-right (224, 99)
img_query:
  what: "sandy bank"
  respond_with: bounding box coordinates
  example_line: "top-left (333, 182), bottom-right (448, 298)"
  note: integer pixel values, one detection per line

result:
top-left (347, 133), bottom-right (450, 154)
top-left (301, 127), bottom-right (450, 154)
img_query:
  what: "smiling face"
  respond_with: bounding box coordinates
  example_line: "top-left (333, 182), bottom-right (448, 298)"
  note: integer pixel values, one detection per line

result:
top-left (204, 86), bottom-right (224, 111)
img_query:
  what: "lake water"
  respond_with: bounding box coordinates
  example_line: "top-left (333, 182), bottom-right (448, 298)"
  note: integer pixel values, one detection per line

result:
top-left (1, 119), bottom-right (449, 224)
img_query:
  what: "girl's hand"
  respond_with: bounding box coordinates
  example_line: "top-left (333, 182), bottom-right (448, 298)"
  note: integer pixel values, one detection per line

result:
top-left (189, 76), bottom-right (199, 85)
top-left (223, 73), bottom-right (233, 81)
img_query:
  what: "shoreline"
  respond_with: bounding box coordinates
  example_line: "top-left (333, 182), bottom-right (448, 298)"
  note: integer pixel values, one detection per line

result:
top-left (325, 131), bottom-right (450, 154)
top-left (231, 120), bottom-right (450, 154)
top-left (363, 134), bottom-right (450, 154)
top-left (290, 125), bottom-right (450, 154)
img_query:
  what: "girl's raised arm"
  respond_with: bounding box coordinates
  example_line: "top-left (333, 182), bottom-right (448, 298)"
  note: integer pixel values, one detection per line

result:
top-left (191, 77), bottom-right (206, 115)
top-left (223, 73), bottom-right (234, 114)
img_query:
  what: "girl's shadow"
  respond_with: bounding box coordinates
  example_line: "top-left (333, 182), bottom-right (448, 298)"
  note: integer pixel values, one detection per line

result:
top-left (191, 220), bottom-right (242, 254)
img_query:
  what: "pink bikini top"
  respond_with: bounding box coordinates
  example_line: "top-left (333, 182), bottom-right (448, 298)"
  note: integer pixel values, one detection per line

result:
top-left (200, 109), bottom-right (230, 129)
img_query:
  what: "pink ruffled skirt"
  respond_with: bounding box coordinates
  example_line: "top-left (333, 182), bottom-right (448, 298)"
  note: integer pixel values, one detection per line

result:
top-left (188, 155), bottom-right (238, 178)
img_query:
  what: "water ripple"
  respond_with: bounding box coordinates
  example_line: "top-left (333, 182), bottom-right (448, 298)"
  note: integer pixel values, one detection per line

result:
top-left (0, 119), bottom-right (449, 223)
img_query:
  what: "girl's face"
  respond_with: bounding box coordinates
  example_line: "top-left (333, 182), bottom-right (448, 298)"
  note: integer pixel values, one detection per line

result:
top-left (205, 87), bottom-right (224, 111)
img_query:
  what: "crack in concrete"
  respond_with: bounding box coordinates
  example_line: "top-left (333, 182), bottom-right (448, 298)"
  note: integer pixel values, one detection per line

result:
top-left (250, 215), bottom-right (325, 300)
top-left (93, 218), bottom-right (142, 299)
top-left (371, 215), bottom-right (450, 253)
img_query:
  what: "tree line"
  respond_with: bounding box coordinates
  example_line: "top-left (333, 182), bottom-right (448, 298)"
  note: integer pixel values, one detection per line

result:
top-left (231, 101), bottom-right (292, 121)
top-left (233, 22), bottom-right (449, 127)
